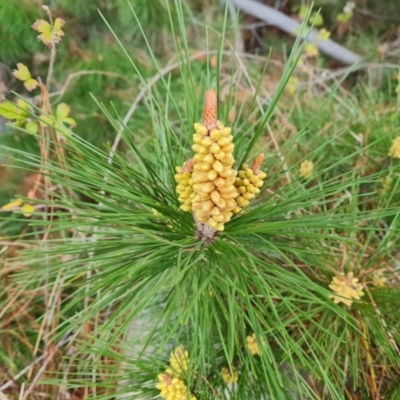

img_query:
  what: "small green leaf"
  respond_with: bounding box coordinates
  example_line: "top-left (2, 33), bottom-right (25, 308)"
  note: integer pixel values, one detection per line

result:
top-left (0, 102), bottom-right (19, 120)
top-left (298, 5), bottom-right (310, 19)
top-left (56, 103), bottom-right (71, 119)
top-left (32, 18), bottom-right (65, 47)
top-left (39, 113), bottom-right (56, 127)
top-left (0, 101), bottom-right (28, 125)
top-left (318, 28), bottom-right (331, 41)
top-left (336, 11), bottom-right (353, 23)
top-left (55, 103), bottom-right (76, 128)
top-left (13, 64), bottom-right (38, 91)
top-left (17, 98), bottom-right (29, 111)
top-left (53, 18), bottom-right (65, 37)
top-left (25, 121), bottom-right (39, 134)
top-left (13, 63), bottom-right (31, 81)
top-left (32, 19), bottom-right (52, 34)
top-left (24, 78), bottom-right (39, 92)
top-left (61, 117), bottom-right (77, 128)
top-left (310, 12), bottom-right (324, 27)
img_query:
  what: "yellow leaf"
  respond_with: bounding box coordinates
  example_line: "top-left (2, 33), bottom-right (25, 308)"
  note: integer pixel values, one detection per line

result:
top-left (39, 31), bottom-right (53, 46)
top-left (32, 18), bottom-right (65, 47)
top-left (56, 103), bottom-right (71, 119)
top-left (21, 204), bottom-right (35, 218)
top-left (310, 12), bottom-right (324, 27)
top-left (17, 98), bottom-right (29, 111)
top-left (13, 63), bottom-right (31, 81)
top-left (25, 121), bottom-right (39, 134)
top-left (1, 198), bottom-right (23, 211)
top-left (16, 99), bottom-right (30, 120)
top-left (61, 117), bottom-right (76, 128)
top-left (53, 18), bottom-right (65, 37)
top-left (39, 113), bottom-right (56, 127)
top-left (286, 77), bottom-right (299, 95)
top-left (336, 11), bottom-right (353, 23)
top-left (24, 78), bottom-right (38, 91)
top-left (304, 43), bottom-right (319, 58)
top-left (298, 5), bottom-right (310, 19)
top-left (32, 19), bottom-right (52, 34)
top-left (0, 102), bottom-right (20, 120)
top-left (317, 28), bottom-right (331, 41)
top-left (0, 101), bottom-right (28, 125)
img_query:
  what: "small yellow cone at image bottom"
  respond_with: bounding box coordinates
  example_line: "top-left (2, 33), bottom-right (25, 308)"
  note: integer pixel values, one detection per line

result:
top-left (155, 346), bottom-right (197, 400)
top-left (222, 366), bottom-right (238, 384)
top-left (329, 272), bottom-right (364, 307)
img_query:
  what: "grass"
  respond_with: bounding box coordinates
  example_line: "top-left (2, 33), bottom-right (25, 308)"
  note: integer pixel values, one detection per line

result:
top-left (0, 1), bottom-right (400, 399)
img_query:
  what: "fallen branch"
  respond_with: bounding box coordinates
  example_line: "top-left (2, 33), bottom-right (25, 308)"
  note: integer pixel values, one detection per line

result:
top-left (228, 0), bottom-right (363, 65)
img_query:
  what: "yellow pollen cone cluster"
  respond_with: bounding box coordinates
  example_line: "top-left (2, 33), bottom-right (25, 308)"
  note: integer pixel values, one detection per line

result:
top-left (246, 333), bottom-right (261, 356)
top-left (156, 373), bottom-right (196, 400)
top-left (329, 272), bottom-right (364, 307)
top-left (169, 345), bottom-right (189, 375)
top-left (299, 160), bottom-right (314, 178)
top-left (191, 119), bottom-right (238, 231)
top-left (372, 270), bottom-right (387, 287)
top-left (175, 89), bottom-right (267, 232)
top-left (221, 366), bottom-right (238, 384)
top-left (234, 153), bottom-right (267, 213)
top-left (175, 159), bottom-right (195, 212)
top-left (388, 136), bottom-right (400, 158)
top-left (156, 346), bottom-right (196, 400)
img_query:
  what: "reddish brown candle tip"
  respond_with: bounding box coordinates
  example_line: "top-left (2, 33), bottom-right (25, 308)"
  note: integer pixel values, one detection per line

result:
top-left (203, 89), bottom-right (217, 132)
top-left (182, 158), bottom-right (195, 173)
top-left (252, 153), bottom-right (265, 175)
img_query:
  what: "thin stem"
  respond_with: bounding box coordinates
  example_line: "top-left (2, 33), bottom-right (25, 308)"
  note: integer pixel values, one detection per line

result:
top-left (43, 6), bottom-right (56, 90)
top-left (107, 50), bottom-right (211, 167)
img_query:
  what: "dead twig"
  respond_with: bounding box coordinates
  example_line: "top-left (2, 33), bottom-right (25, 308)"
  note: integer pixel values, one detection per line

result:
top-left (50, 70), bottom-right (131, 104)
top-left (227, 0), bottom-right (362, 65)
top-left (107, 50), bottom-right (211, 166)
